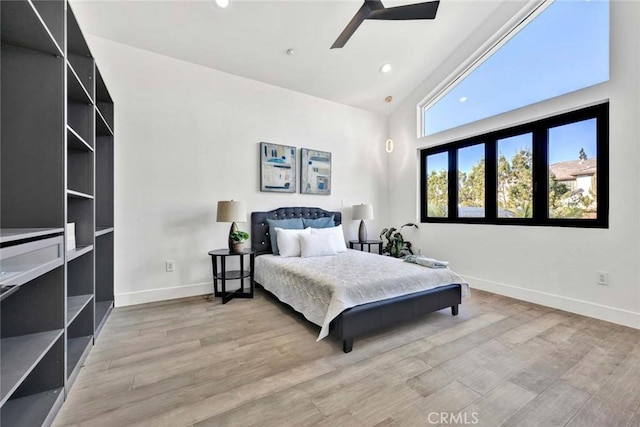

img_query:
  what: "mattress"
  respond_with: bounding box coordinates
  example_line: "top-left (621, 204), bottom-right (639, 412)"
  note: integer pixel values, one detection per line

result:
top-left (255, 249), bottom-right (470, 340)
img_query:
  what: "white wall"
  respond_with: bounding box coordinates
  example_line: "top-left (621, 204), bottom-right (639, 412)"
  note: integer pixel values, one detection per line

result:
top-left (86, 36), bottom-right (390, 306)
top-left (388, 1), bottom-right (640, 328)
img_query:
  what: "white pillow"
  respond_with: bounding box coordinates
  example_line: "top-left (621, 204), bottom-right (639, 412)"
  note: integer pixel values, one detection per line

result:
top-left (310, 224), bottom-right (347, 252)
top-left (299, 234), bottom-right (338, 258)
top-left (275, 227), bottom-right (311, 257)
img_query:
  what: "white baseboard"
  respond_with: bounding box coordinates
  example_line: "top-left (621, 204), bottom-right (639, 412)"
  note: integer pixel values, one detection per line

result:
top-left (115, 282), bottom-right (213, 307)
top-left (464, 274), bottom-right (640, 330)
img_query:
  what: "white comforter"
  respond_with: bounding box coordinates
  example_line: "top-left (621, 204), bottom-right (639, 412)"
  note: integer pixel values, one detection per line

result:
top-left (255, 250), bottom-right (470, 340)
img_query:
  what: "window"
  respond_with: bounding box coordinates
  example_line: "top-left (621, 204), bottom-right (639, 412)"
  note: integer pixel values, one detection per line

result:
top-left (425, 152), bottom-right (449, 217)
top-left (420, 103), bottom-right (609, 228)
top-left (457, 144), bottom-right (485, 218)
top-left (497, 134), bottom-right (533, 218)
top-left (421, 0), bottom-right (609, 136)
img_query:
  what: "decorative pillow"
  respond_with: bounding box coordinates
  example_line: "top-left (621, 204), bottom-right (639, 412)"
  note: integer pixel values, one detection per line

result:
top-left (310, 224), bottom-right (347, 252)
top-left (275, 227), bottom-right (311, 257)
top-left (299, 234), bottom-right (337, 258)
top-left (302, 215), bottom-right (335, 229)
top-left (267, 218), bottom-right (304, 255)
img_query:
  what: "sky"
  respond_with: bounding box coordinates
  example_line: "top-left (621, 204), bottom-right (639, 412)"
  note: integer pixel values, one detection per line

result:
top-left (423, 0), bottom-right (609, 137)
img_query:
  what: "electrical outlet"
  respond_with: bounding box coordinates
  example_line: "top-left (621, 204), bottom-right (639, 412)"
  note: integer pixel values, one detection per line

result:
top-left (166, 260), bottom-right (175, 272)
top-left (596, 271), bottom-right (608, 285)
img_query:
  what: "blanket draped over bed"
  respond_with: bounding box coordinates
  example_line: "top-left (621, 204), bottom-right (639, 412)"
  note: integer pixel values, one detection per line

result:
top-left (255, 250), bottom-right (470, 340)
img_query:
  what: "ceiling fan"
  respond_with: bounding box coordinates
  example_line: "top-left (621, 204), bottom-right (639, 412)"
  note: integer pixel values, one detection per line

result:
top-left (331, 0), bottom-right (440, 49)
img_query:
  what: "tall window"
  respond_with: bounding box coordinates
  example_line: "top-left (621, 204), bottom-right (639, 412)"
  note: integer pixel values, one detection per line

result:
top-left (420, 103), bottom-right (608, 228)
top-left (421, 0), bottom-right (609, 136)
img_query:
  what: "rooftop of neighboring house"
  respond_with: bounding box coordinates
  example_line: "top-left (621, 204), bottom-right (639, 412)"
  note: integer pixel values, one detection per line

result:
top-left (549, 158), bottom-right (597, 181)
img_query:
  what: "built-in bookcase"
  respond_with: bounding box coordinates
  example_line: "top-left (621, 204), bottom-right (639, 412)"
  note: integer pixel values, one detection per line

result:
top-left (1, 1), bottom-right (114, 425)
top-left (94, 66), bottom-right (114, 334)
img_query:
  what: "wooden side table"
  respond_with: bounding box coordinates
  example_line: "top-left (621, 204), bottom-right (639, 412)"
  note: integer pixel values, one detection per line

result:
top-left (207, 249), bottom-right (255, 304)
top-left (349, 240), bottom-right (383, 255)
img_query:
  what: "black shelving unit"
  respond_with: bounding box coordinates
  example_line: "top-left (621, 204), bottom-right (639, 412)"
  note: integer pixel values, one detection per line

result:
top-left (1, 1), bottom-right (114, 424)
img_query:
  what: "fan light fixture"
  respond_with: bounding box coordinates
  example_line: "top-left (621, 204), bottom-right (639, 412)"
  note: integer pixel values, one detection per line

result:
top-left (385, 96), bottom-right (394, 153)
top-left (215, 0), bottom-right (230, 8)
top-left (385, 139), bottom-right (394, 153)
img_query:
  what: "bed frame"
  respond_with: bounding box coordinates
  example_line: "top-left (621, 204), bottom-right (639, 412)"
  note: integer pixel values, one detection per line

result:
top-left (251, 207), bottom-right (462, 353)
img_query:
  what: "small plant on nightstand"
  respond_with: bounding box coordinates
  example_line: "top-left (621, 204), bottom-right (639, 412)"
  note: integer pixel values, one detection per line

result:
top-left (230, 230), bottom-right (250, 253)
top-left (380, 223), bottom-right (418, 258)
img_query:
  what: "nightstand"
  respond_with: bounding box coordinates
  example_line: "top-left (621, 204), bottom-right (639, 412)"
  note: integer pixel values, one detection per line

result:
top-left (349, 240), bottom-right (383, 255)
top-left (207, 249), bottom-right (255, 304)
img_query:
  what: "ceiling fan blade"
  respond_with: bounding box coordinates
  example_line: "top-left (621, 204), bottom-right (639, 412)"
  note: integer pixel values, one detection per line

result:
top-left (364, 0), bottom-right (385, 11)
top-left (368, 1), bottom-right (440, 20)
top-left (331, 3), bottom-right (372, 49)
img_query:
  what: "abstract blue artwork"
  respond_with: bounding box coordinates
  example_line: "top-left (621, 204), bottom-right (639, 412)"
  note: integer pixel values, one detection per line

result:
top-left (260, 142), bottom-right (296, 193)
top-left (301, 148), bottom-right (331, 195)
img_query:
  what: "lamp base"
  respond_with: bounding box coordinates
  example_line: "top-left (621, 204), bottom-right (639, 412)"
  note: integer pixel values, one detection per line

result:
top-left (228, 222), bottom-right (238, 251)
top-left (358, 220), bottom-right (367, 243)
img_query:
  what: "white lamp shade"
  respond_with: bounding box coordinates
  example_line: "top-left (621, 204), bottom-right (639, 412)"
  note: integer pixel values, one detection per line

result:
top-left (217, 200), bottom-right (246, 222)
top-left (352, 204), bottom-right (374, 220)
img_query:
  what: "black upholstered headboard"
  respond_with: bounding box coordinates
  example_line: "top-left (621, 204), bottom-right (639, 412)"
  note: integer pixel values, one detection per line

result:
top-left (251, 207), bottom-right (342, 255)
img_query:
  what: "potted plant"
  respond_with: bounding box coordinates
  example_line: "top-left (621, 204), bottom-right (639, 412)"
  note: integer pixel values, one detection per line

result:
top-left (230, 230), bottom-right (250, 253)
top-left (379, 223), bottom-right (419, 258)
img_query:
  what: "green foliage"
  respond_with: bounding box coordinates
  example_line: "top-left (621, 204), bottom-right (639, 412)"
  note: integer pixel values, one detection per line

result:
top-left (379, 223), bottom-right (419, 258)
top-left (579, 147), bottom-right (587, 160)
top-left (497, 149), bottom-right (533, 218)
top-left (458, 160), bottom-right (485, 208)
top-left (426, 147), bottom-right (596, 220)
top-left (230, 230), bottom-right (249, 243)
top-left (426, 170), bottom-right (448, 217)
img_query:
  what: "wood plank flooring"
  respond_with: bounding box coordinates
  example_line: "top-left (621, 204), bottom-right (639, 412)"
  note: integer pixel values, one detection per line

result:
top-left (54, 289), bottom-right (640, 427)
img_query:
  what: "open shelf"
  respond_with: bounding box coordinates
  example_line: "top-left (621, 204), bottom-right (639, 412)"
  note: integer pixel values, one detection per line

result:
top-left (96, 107), bottom-right (114, 136)
top-left (95, 227), bottom-right (114, 237)
top-left (67, 294), bottom-right (93, 327)
top-left (0, 236), bottom-right (64, 288)
top-left (66, 245), bottom-right (93, 262)
top-left (95, 300), bottom-right (113, 332)
top-left (66, 189), bottom-right (94, 200)
top-left (0, 387), bottom-right (64, 427)
top-left (67, 61), bottom-right (92, 105)
top-left (66, 335), bottom-right (92, 377)
top-left (0, 329), bottom-right (64, 405)
top-left (0, 0), bottom-right (63, 56)
top-left (66, 3), bottom-right (91, 57)
top-left (95, 66), bottom-right (114, 130)
top-left (67, 125), bottom-right (93, 152)
top-left (0, 228), bottom-right (63, 244)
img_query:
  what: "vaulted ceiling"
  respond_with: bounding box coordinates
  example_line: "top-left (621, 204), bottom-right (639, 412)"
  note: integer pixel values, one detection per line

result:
top-left (70, 0), bottom-right (528, 115)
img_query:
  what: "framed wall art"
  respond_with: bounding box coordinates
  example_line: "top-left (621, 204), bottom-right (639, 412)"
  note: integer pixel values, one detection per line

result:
top-left (260, 142), bottom-right (296, 193)
top-left (301, 148), bottom-right (331, 195)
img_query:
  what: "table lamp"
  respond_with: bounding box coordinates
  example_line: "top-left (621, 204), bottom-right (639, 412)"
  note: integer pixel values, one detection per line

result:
top-left (352, 204), bottom-right (374, 243)
top-left (217, 200), bottom-right (247, 251)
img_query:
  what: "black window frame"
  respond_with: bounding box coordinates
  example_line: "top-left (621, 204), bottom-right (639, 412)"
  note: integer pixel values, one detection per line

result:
top-left (420, 103), bottom-right (609, 228)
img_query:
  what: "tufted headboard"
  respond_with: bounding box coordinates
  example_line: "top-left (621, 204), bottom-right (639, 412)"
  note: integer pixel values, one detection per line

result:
top-left (251, 207), bottom-right (342, 255)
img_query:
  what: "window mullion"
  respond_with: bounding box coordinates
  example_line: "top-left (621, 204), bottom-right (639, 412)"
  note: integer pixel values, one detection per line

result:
top-left (532, 127), bottom-right (548, 223)
top-left (448, 148), bottom-right (457, 220)
top-left (485, 139), bottom-right (497, 221)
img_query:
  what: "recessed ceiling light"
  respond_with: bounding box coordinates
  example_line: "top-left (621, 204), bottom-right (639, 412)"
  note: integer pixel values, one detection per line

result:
top-left (459, 96), bottom-right (467, 103)
top-left (380, 63), bottom-right (392, 73)
top-left (215, 0), bottom-right (229, 8)
top-left (286, 49), bottom-right (295, 56)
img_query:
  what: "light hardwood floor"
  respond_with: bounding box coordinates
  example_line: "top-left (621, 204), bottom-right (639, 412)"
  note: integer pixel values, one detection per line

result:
top-left (55, 289), bottom-right (640, 427)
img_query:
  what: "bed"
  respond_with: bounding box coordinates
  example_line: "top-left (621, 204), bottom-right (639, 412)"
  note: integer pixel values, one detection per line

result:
top-left (251, 207), bottom-right (469, 353)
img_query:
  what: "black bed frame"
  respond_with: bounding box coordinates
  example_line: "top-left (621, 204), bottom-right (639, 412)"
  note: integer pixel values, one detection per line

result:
top-left (251, 207), bottom-right (462, 353)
